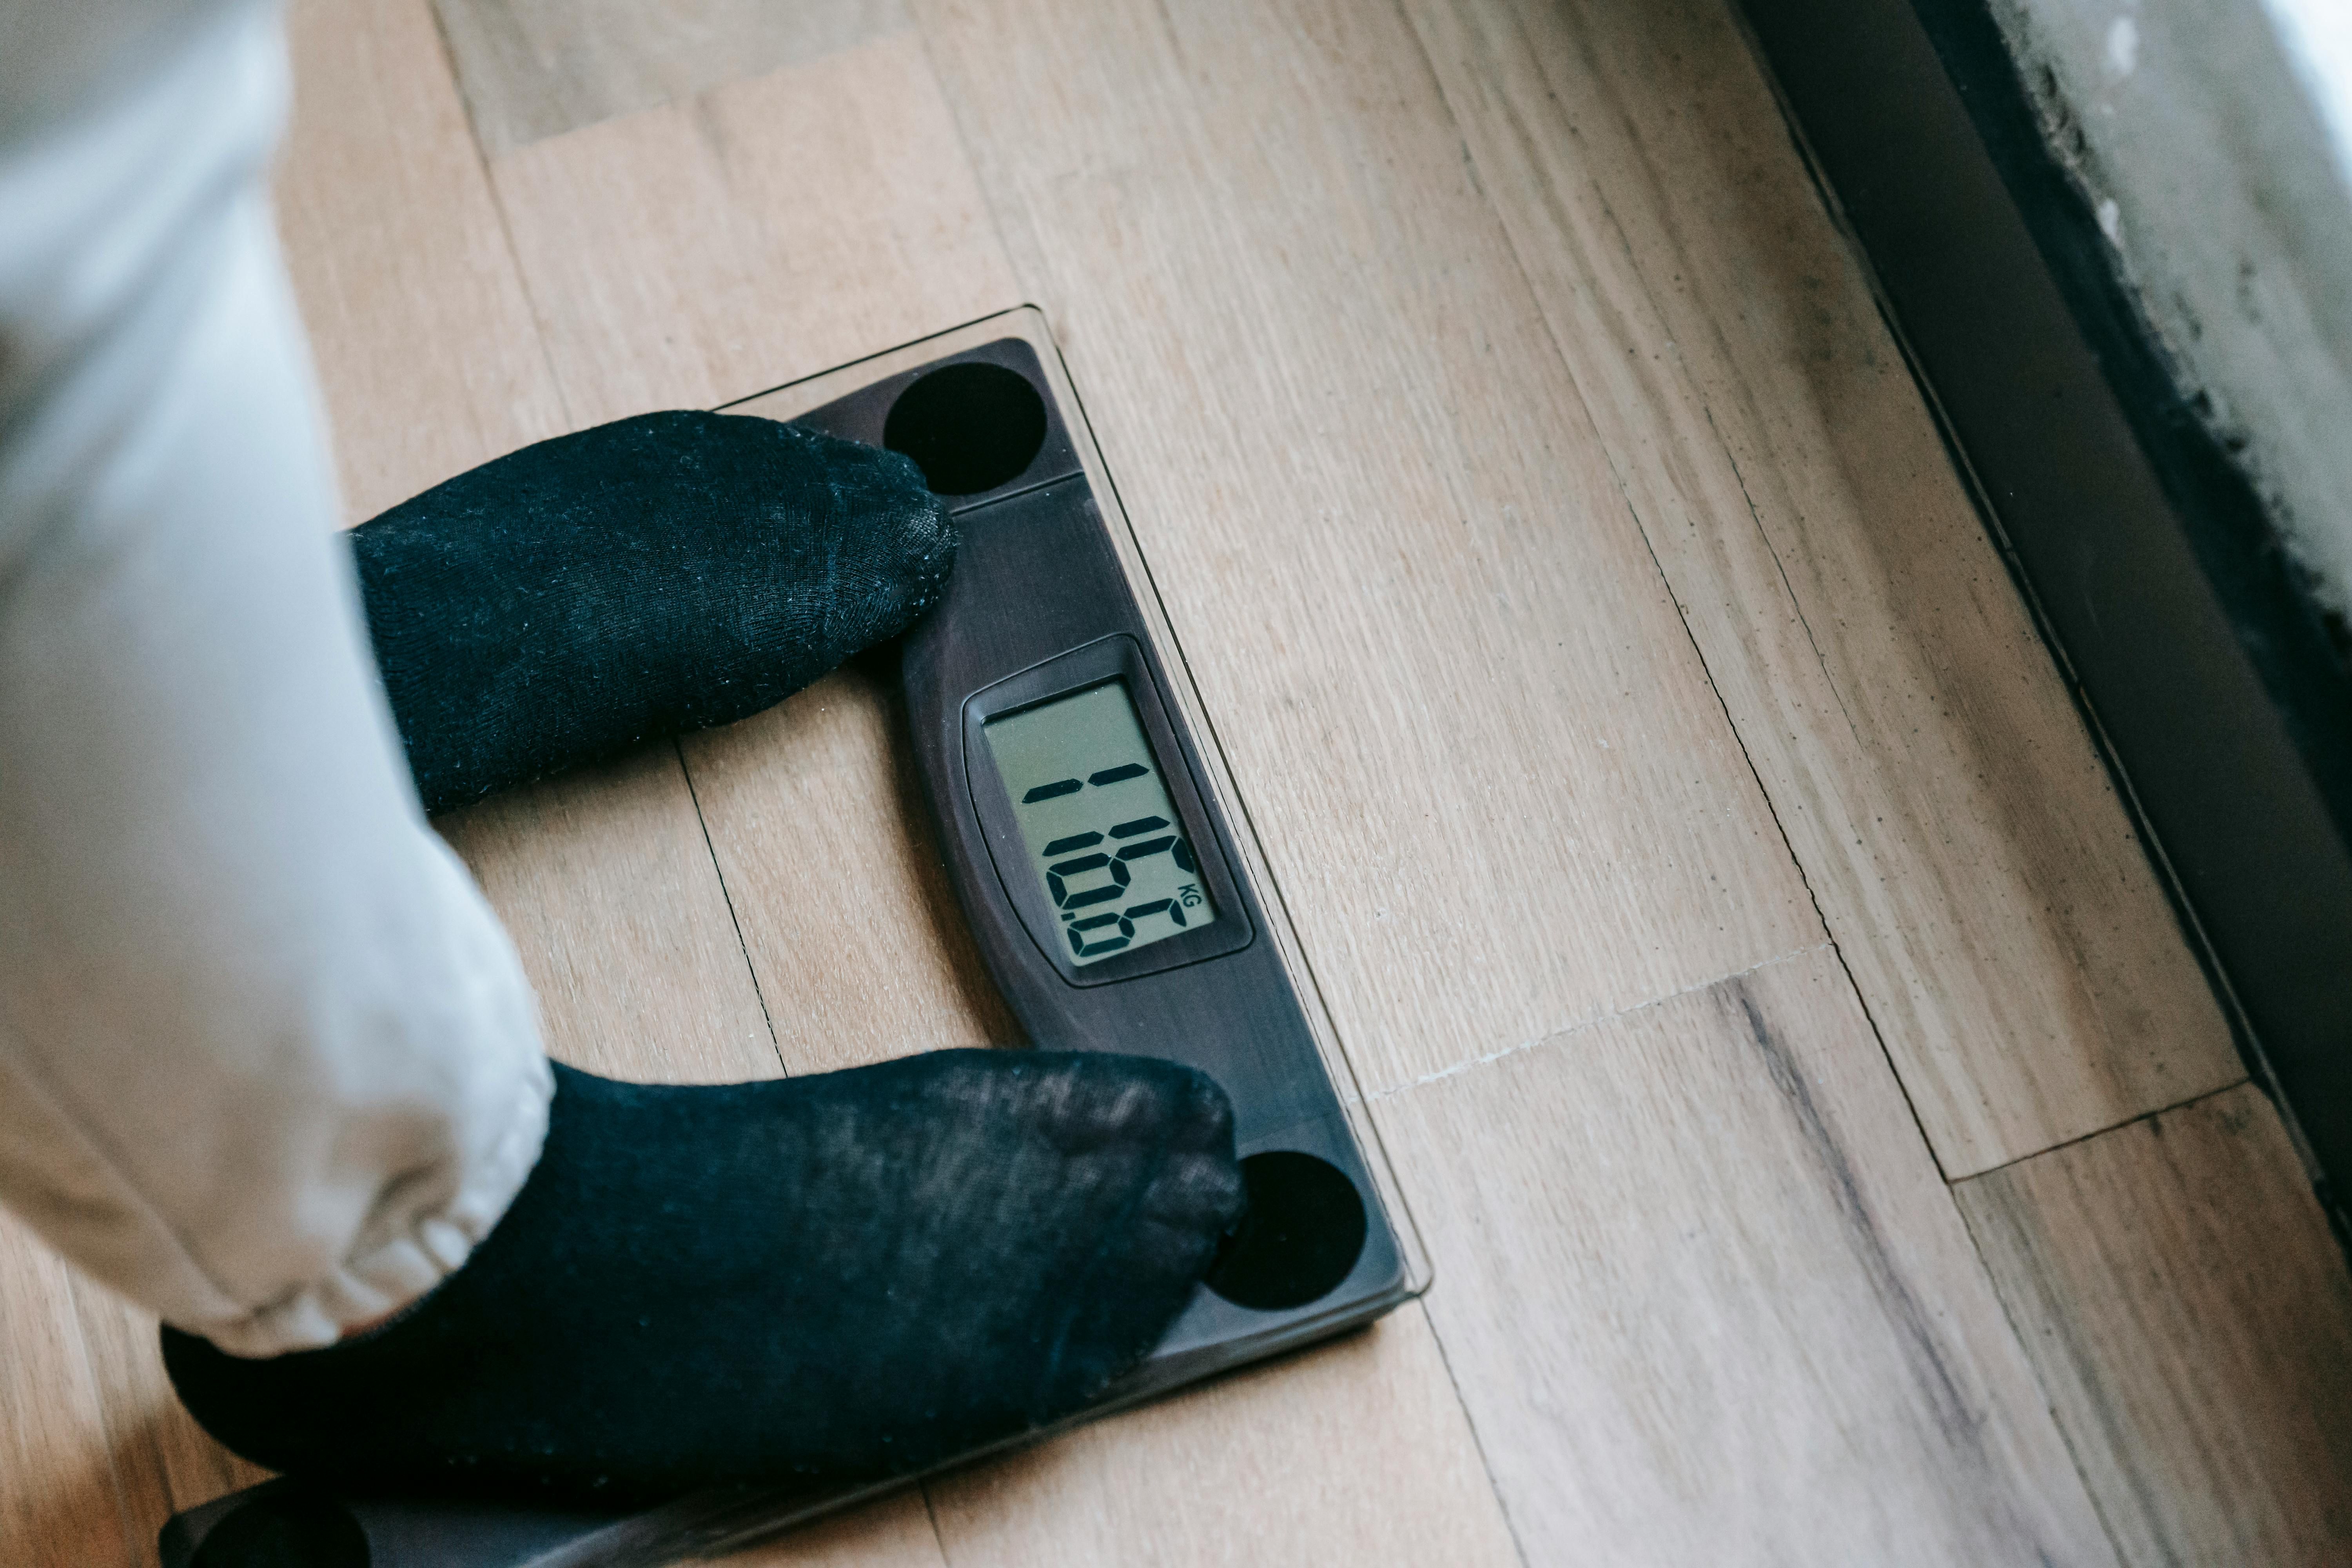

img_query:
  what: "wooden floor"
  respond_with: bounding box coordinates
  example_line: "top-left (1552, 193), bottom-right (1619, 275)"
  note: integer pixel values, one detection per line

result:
top-left (7, 0), bottom-right (2352, 1563)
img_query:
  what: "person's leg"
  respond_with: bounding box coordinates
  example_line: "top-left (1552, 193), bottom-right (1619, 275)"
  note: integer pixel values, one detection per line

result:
top-left (0, 0), bottom-right (550, 1357)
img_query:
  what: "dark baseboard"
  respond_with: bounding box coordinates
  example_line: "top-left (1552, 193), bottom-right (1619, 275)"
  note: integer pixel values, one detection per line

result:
top-left (1731, 0), bottom-right (2352, 1227)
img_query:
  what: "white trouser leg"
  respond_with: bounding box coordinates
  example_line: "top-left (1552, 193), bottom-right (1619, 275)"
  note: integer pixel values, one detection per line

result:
top-left (0, 0), bottom-right (552, 1357)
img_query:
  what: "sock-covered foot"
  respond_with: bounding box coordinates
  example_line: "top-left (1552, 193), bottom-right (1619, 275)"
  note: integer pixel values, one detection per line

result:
top-left (163, 1051), bottom-right (1241, 1504)
top-left (352, 411), bottom-right (955, 815)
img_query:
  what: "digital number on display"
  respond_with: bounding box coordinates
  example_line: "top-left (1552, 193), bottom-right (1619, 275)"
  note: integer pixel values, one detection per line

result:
top-left (983, 682), bottom-right (1218, 965)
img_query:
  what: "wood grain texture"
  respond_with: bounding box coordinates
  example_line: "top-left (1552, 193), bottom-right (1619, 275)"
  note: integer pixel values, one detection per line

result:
top-left (63, 1283), bottom-right (270, 1553)
top-left (486, 30), bottom-right (1020, 429)
top-left (680, 665), bottom-right (1021, 1077)
top-left (908, 0), bottom-right (1825, 1096)
top-left (927, 1308), bottom-right (1520, 1568)
top-left (0, 1214), bottom-right (139, 1568)
top-left (436, 746), bottom-right (780, 1082)
top-left (1400, 0), bottom-right (2240, 1174)
top-left (275, 0), bottom-right (570, 521)
top-left (1379, 946), bottom-right (2116, 1566)
top-left (1958, 1085), bottom-right (2352, 1564)
top-left (435, 0), bottom-right (908, 155)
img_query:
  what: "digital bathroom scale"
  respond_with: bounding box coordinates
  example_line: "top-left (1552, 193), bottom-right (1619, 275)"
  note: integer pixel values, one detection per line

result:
top-left (161, 309), bottom-right (1428, 1568)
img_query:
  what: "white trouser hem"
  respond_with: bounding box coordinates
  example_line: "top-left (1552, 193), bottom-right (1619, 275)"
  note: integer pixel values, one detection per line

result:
top-left (200, 1050), bottom-right (554, 1357)
top-left (0, 0), bottom-right (558, 1360)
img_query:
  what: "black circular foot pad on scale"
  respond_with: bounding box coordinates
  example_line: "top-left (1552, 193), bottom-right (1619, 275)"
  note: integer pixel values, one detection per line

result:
top-left (1205, 1151), bottom-right (1368, 1311)
top-left (884, 361), bottom-right (1049, 495)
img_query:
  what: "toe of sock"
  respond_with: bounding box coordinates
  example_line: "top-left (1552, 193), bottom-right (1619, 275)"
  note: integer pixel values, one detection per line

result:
top-left (159, 1052), bottom-right (1246, 1504)
top-left (801, 427), bottom-right (959, 648)
top-left (1003, 1056), bottom-right (1244, 1416)
top-left (354, 409), bottom-right (959, 810)
top-left (617, 410), bottom-right (960, 690)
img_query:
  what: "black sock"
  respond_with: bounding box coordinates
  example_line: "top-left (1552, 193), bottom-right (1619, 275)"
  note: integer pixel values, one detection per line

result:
top-left (164, 1052), bottom-right (1242, 1504)
top-left (350, 410), bottom-right (955, 815)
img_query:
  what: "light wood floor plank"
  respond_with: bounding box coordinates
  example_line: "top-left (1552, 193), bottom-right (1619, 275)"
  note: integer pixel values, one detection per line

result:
top-left (485, 31), bottom-right (1019, 430)
top-left (680, 666), bottom-right (1021, 1077)
top-left (63, 1284), bottom-right (270, 1553)
top-left (909, 0), bottom-right (1824, 1096)
top-left (926, 1308), bottom-right (1520, 1568)
top-left (274, 0), bottom-right (571, 521)
top-left (1379, 947), bottom-right (2116, 1566)
top-left (1957, 1085), bottom-right (2352, 1564)
top-left (437, 748), bottom-right (783, 1083)
top-left (434, 0), bottom-right (909, 156)
top-left (0, 1214), bottom-right (139, 1568)
top-left (1401, 0), bottom-right (2239, 1174)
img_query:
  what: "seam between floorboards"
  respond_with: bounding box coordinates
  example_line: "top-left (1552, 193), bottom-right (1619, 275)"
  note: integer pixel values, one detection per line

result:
top-left (422, 0), bottom-right (580, 438)
top-left (1954, 1076), bottom-right (2256, 1186)
top-left (1368, 940), bottom-right (1833, 1101)
top-left (672, 737), bottom-right (789, 1074)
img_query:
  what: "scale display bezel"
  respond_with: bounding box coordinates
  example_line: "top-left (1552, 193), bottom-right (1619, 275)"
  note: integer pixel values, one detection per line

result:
top-left (963, 635), bottom-right (1256, 985)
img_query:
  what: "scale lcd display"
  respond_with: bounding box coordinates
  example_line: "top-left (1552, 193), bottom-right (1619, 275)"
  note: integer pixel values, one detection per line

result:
top-left (983, 681), bottom-right (1218, 966)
